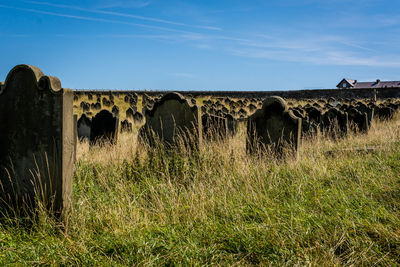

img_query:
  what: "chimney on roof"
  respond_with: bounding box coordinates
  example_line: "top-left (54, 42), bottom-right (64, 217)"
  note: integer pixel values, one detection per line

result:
top-left (376, 79), bottom-right (380, 83)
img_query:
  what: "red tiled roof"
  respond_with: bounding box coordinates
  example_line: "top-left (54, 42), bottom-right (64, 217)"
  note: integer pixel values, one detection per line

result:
top-left (353, 81), bottom-right (400, 88)
top-left (337, 78), bottom-right (400, 89)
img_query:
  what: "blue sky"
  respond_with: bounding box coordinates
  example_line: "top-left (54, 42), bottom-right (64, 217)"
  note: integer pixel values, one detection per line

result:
top-left (1, 0), bottom-right (400, 91)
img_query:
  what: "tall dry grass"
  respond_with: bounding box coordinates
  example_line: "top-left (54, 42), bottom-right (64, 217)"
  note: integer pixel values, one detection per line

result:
top-left (0, 115), bottom-right (400, 265)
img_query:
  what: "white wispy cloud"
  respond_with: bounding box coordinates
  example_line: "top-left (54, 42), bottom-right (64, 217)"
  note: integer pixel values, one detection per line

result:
top-left (0, 4), bottom-right (207, 34)
top-left (22, 0), bottom-right (222, 31)
top-left (94, 0), bottom-right (152, 9)
top-left (5, 1), bottom-right (399, 68)
top-left (54, 33), bottom-right (175, 40)
top-left (229, 44), bottom-right (400, 67)
top-left (324, 12), bottom-right (400, 30)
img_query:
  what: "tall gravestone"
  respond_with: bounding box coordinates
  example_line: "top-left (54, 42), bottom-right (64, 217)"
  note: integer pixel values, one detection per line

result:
top-left (77, 114), bottom-right (92, 141)
top-left (356, 103), bottom-right (374, 129)
top-left (247, 96), bottom-right (301, 156)
top-left (321, 108), bottom-right (348, 137)
top-left (139, 92), bottom-right (202, 150)
top-left (347, 108), bottom-right (368, 133)
top-left (0, 65), bottom-right (74, 219)
top-left (90, 110), bottom-right (119, 146)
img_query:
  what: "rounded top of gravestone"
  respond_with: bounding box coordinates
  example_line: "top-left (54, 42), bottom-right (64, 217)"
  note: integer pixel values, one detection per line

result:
top-left (260, 96), bottom-right (288, 113)
top-left (94, 109), bottom-right (117, 120)
top-left (1, 64), bottom-right (62, 95)
top-left (145, 92), bottom-right (198, 117)
top-left (38, 75), bottom-right (61, 92)
top-left (324, 107), bottom-right (344, 117)
top-left (347, 107), bottom-right (362, 116)
top-left (78, 113), bottom-right (92, 126)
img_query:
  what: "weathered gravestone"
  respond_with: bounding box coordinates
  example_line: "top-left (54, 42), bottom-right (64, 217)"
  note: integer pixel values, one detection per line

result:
top-left (139, 92), bottom-right (202, 150)
top-left (126, 107), bottom-right (135, 120)
top-left (321, 108), bottom-right (348, 138)
top-left (0, 64), bottom-right (74, 219)
top-left (73, 115), bottom-right (78, 166)
top-left (347, 108), bottom-right (368, 133)
top-left (247, 96), bottom-right (301, 156)
top-left (238, 108), bottom-right (247, 118)
top-left (120, 119), bottom-right (132, 133)
top-left (81, 102), bottom-right (90, 112)
top-left (90, 110), bottom-right (119, 146)
top-left (225, 114), bottom-right (238, 136)
top-left (305, 107), bottom-right (322, 128)
top-left (94, 102), bottom-right (101, 110)
top-left (129, 97), bottom-right (137, 107)
top-left (376, 106), bottom-right (394, 121)
top-left (77, 114), bottom-right (92, 141)
top-left (111, 105), bottom-right (119, 117)
top-left (133, 111), bottom-right (144, 124)
top-left (291, 108), bottom-right (316, 136)
top-left (248, 104), bottom-right (257, 113)
top-left (202, 113), bottom-right (228, 140)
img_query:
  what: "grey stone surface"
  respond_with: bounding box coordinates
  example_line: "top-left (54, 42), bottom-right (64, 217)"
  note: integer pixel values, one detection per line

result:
top-left (139, 92), bottom-right (202, 149)
top-left (77, 114), bottom-right (92, 141)
top-left (247, 96), bottom-right (301, 156)
top-left (0, 64), bottom-right (74, 219)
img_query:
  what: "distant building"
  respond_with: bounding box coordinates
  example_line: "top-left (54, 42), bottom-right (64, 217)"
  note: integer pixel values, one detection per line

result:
top-left (337, 78), bottom-right (400, 89)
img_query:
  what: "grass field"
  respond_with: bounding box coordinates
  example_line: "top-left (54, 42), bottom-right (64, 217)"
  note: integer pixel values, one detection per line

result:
top-left (1, 115), bottom-right (400, 265)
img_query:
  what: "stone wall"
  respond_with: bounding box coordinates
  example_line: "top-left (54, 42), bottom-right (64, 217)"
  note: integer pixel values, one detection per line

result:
top-left (72, 87), bottom-right (400, 100)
